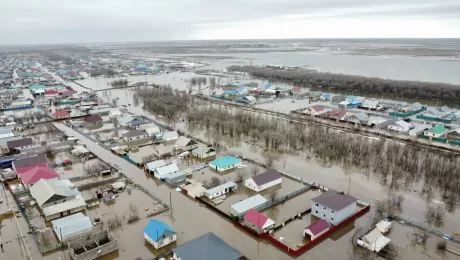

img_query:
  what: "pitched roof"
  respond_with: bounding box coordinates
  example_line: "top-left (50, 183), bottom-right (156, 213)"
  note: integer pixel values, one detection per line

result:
top-left (310, 105), bottom-right (324, 112)
top-left (172, 232), bottom-right (242, 260)
top-left (122, 130), bottom-right (146, 138)
top-left (331, 109), bottom-right (347, 117)
top-left (30, 179), bottom-right (80, 206)
top-left (146, 160), bottom-right (167, 171)
top-left (52, 213), bottom-right (92, 241)
top-left (83, 115), bottom-right (102, 122)
top-left (7, 138), bottom-right (32, 149)
top-left (44, 90), bottom-right (59, 95)
top-left (156, 164), bottom-right (179, 177)
top-left (312, 190), bottom-right (357, 211)
top-left (144, 219), bottom-right (176, 242)
top-left (209, 156), bottom-right (241, 168)
top-left (53, 110), bottom-right (70, 117)
top-left (20, 167), bottom-right (59, 185)
top-left (305, 219), bottom-right (330, 236)
top-left (429, 125), bottom-right (447, 135)
top-left (175, 136), bottom-right (196, 147)
top-left (244, 209), bottom-right (269, 229)
top-left (251, 170), bottom-right (282, 186)
top-left (14, 155), bottom-right (48, 170)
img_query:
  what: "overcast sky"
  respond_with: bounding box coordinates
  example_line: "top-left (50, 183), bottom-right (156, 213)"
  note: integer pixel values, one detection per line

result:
top-left (1, 0), bottom-right (460, 44)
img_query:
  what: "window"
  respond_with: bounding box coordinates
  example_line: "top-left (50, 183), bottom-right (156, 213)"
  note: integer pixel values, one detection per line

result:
top-left (331, 210), bottom-right (334, 214)
top-left (315, 210), bottom-right (318, 214)
top-left (323, 214), bottom-right (326, 218)
top-left (315, 203), bottom-right (318, 207)
top-left (331, 217), bottom-right (334, 221)
top-left (323, 207), bottom-right (326, 210)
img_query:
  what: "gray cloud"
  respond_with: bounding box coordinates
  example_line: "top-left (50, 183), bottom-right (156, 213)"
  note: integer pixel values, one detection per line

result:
top-left (0, 0), bottom-right (459, 44)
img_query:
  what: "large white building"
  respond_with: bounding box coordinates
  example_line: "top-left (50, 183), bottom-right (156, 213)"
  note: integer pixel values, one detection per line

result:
top-left (387, 120), bottom-right (414, 133)
top-left (311, 190), bottom-right (357, 226)
top-left (244, 170), bottom-right (282, 192)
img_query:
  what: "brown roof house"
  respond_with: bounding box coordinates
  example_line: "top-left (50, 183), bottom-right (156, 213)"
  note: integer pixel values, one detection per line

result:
top-left (122, 130), bottom-right (148, 142)
top-left (311, 190), bottom-right (357, 226)
top-left (7, 137), bottom-right (33, 151)
top-left (244, 169), bottom-right (282, 192)
top-left (83, 115), bottom-right (103, 127)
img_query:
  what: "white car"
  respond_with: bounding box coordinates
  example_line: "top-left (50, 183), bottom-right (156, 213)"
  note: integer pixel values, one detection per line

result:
top-left (237, 165), bottom-right (247, 169)
top-left (178, 151), bottom-right (190, 159)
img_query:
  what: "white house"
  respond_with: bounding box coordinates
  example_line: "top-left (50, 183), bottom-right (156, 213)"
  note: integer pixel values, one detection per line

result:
top-left (108, 109), bottom-right (123, 118)
top-left (244, 170), bottom-right (282, 192)
top-left (145, 126), bottom-right (161, 136)
top-left (162, 131), bottom-right (179, 141)
top-left (387, 120), bottom-right (414, 133)
top-left (361, 99), bottom-right (380, 110)
top-left (208, 156), bottom-right (242, 172)
top-left (311, 190), bottom-right (357, 226)
top-left (122, 130), bottom-right (148, 142)
top-left (30, 179), bottom-right (86, 221)
top-left (144, 159), bottom-right (167, 173)
top-left (302, 105), bottom-right (325, 116)
top-left (204, 182), bottom-right (237, 199)
top-left (424, 125), bottom-right (447, 138)
top-left (144, 219), bottom-right (177, 249)
top-left (243, 209), bottom-right (275, 234)
top-left (175, 136), bottom-right (198, 151)
top-left (192, 146), bottom-right (216, 159)
top-left (357, 228), bottom-right (391, 253)
top-left (154, 164), bottom-right (179, 180)
top-left (304, 219), bottom-right (330, 241)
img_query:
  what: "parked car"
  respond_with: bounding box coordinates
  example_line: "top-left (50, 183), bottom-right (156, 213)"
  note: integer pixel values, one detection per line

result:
top-left (178, 151), bottom-right (190, 159)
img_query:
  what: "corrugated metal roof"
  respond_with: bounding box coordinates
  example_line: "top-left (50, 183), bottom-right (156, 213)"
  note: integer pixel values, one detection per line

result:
top-left (231, 194), bottom-right (267, 215)
top-left (52, 213), bottom-right (92, 241)
top-left (30, 179), bottom-right (81, 206)
top-left (205, 182), bottom-right (237, 196)
top-left (312, 190), bottom-right (357, 211)
top-left (144, 219), bottom-right (176, 242)
top-left (43, 196), bottom-right (86, 217)
top-left (250, 170), bottom-right (281, 186)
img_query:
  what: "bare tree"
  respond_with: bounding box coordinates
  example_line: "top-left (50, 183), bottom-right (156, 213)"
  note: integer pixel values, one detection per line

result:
top-left (268, 191), bottom-right (278, 203)
top-left (205, 177), bottom-right (221, 189)
top-left (108, 214), bottom-right (123, 230)
top-left (127, 203), bottom-right (140, 224)
top-left (111, 98), bottom-right (118, 107)
top-left (234, 170), bottom-right (246, 183)
top-left (251, 166), bottom-right (259, 177)
top-left (436, 240), bottom-right (447, 260)
top-left (425, 204), bottom-right (446, 227)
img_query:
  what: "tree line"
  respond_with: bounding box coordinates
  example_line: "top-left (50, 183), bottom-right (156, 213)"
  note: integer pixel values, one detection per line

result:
top-left (227, 65), bottom-right (460, 103)
top-left (110, 79), bottom-right (129, 87)
top-left (186, 104), bottom-right (460, 208)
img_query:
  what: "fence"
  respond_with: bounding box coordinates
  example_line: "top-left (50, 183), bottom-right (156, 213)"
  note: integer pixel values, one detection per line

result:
top-left (416, 114), bottom-right (452, 123)
top-left (393, 216), bottom-right (460, 244)
top-left (75, 175), bottom-right (123, 190)
top-left (388, 107), bottom-right (426, 117)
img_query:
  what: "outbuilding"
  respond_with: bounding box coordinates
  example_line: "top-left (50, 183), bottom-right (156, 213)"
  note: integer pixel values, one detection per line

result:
top-left (154, 164), bottom-right (179, 180)
top-left (304, 219), bottom-right (330, 241)
top-left (208, 156), bottom-right (242, 172)
top-left (244, 170), bottom-right (282, 192)
top-left (52, 110), bottom-right (70, 119)
top-left (164, 171), bottom-right (186, 185)
top-left (83, 115), bottom-right (103, 127)
top-left (144, 219), bottom-right (177, 249)
top-left (230, 194), bottom-right (267, 217)
top-left (52, 213), bottom-right (93, 243)
top-left (204, 182), bottom-right (237, 199)
top-left (144, 160), bottom-right (167, 174)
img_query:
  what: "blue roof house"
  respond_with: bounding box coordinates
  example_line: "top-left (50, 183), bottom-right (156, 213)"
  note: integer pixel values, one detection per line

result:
top-left (264, 83), bottom-right (273, 89)
top-left (144, 219), bottom-right (177, 249)
top-left (236, 88), bottom-right (248, 95)
top-left (208, 156), bottom-right (242, 172)
top-left (224, 89), bottom-right (237, 96)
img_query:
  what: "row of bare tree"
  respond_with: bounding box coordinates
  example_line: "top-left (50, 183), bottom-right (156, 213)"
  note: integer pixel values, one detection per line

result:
top-left (227, 65), bottom-right (460, 103)
top-left (186, 105), bottom-right (460, 208)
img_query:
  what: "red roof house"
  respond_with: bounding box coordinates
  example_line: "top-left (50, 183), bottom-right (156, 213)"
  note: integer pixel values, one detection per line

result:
top-left (52, 110), bottom-right (70, 119)
top-left (13, 155), bottom-right (49, 174)
top-left (83, 115), bottom-right (103, 123)
top-left (304, 219), bottom-right (330, 241)
top-left (44, 90), bottom-right (59, 96)
top-left (20, 167), bottom-right (59, 186)
top-left (243, 209), bottom-right (275, 233)
top-left (62, 90), bottom-right (77, 96)
top-left (329, 109), bottom-right (347, 120)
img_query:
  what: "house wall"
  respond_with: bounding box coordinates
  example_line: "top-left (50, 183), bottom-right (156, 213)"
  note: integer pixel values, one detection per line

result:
top-left (243, 220), bottom-right (274, 234)
top-left (210, 161), bottom-right (241, 172)
top-left (42, 195), bottom-right (76, 209)
top-left (205, 185), bottom-right (237, 199)
top-left (126, 134), bottom-right (148, 142)
top-left (60, 227), bottom-right (93, 244)
top-left (69, 231), bottom-right (118, 260)
top-left (388, 125), bottom-right (408, 133)
top-left (424, 131), bottom-right (443, 138)
top-left (192, 150), bottom-right (216, 159)
top-left (144, 233), bottom-right (177, 249)
top-left (311, 202), bottom-right (357, 226)
top-left (245, 178), bottom-right (282, 192)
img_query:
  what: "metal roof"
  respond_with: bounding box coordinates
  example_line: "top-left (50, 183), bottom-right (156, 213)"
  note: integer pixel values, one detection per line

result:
top-left (312, 190), bottom-right (357, 211)
top-left (231, 194), bottom-right (267, 215)
top-left (144, 219), bottom-right (176, 242)
top-left (30, 179), bottom-right (81, 206)
top-left (52, 213), bottom-right (92, 241)
top-left (122, 130), bottom-right (146, 138)
top-left (205, 182), bottom-right (237, 196)
top-left (156, 164), bottom-right (179, 177)
top-left (250, 170), bottom-right (281, 186)
top-left (172, 232), bottom-right (242, 260)
top-left (209, 156), bottom-right (241, 169)
top-left (7, 137), bottom-right (32, 149)
top-left (145, 160), bottom-right (167, 171)
top-left (43, 196), bottom-right (86, 217)
top-left (13, 154), bottom-right (47, 170)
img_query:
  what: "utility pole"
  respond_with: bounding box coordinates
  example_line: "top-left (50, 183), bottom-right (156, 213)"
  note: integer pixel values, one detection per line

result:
top-left (170, 191), bottom-right (172, 216)
top-left (348, 175), bottom-right (351, 195)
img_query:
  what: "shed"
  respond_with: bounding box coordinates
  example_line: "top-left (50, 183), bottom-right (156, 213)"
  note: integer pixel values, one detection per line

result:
top-left (164, 171), bottom-right (186, 185)
top-left (204, 182), bottom-right (237, 199)
top-left (155, 164), bottom-right (179, 180)
top-left (110, 182), bottom-right (126, 191)
top-left (162, 131), bottom-right (179, 141)
top-left (52, 213), bottom-right (93, 243)
top-left (208, 156), bottom-right (242, 172)
top-left (71, 145), bottom-right (90, 157)
top-left (52, 110), bottom-right (70, 118)
top-left (244, 169), bottom-right (282, 192)
top-left (230, 194), bottom-right (267, 217)
top-left (145, 160), bottom-right (167, 173)
top-left (144, 219), bottom-right (177, 249)
top-left (358, 228), bottom-right (391, 252)
top-left (376, 220), bottom-right (392, 233)
top-left (304, 219), bottom-right (330, 241)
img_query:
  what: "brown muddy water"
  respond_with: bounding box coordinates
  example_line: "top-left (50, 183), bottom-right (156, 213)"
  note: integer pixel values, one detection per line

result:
top-left (40, 89), bottom-right (459, 260)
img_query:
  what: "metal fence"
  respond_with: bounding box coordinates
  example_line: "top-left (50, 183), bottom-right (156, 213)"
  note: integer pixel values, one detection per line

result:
top-left (393, 216), bottom-right (460, 244)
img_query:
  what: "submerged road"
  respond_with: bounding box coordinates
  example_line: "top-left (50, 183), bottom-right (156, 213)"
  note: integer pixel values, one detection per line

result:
top-left (51, 122), bottom-right (296, 260)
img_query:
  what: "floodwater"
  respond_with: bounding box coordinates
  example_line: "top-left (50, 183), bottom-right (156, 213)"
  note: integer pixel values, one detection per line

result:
top-left (184, 51), bottom-right (460, 84)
